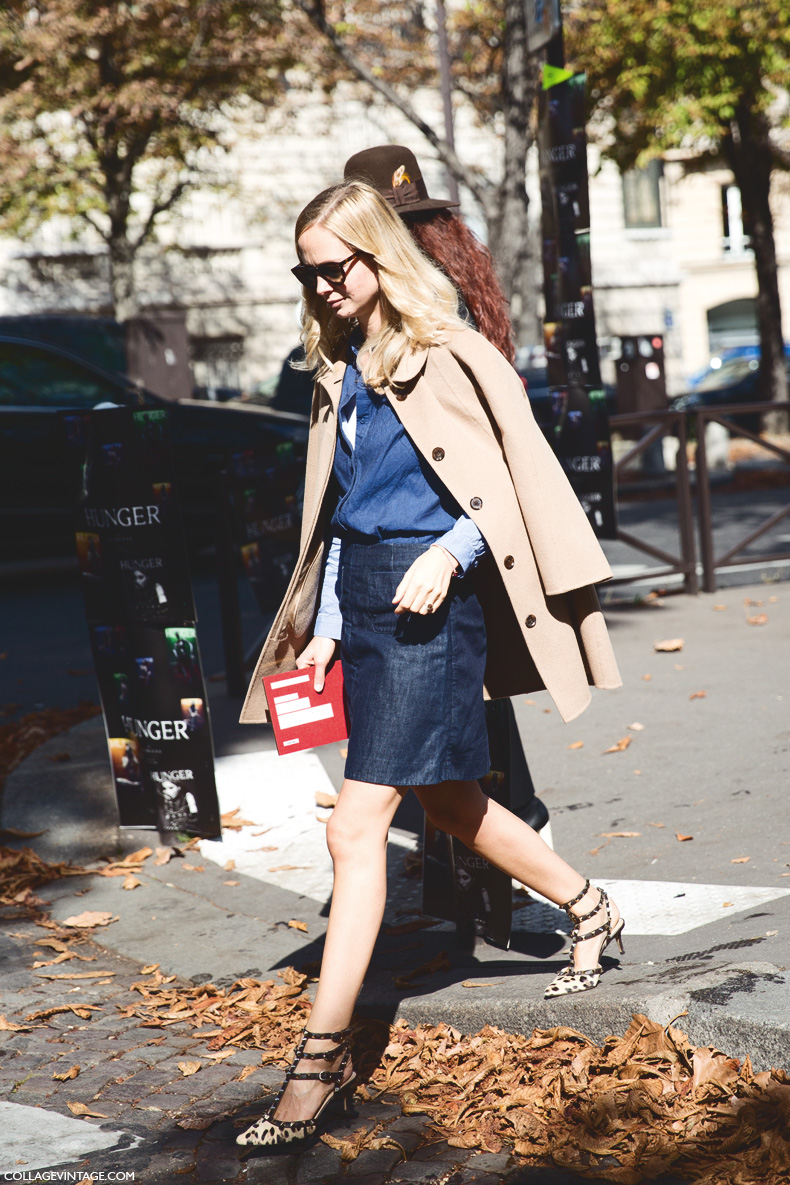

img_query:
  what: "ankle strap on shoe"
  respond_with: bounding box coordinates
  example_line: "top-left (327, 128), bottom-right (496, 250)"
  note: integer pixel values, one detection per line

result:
top-left (559, 878), bottom-right (591, 915)
top-left (302, 1027), bottom-right (350, 1042)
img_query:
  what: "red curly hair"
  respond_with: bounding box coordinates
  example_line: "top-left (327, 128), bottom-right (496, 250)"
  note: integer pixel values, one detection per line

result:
top-left (404, 210), bottom-right (515, 363)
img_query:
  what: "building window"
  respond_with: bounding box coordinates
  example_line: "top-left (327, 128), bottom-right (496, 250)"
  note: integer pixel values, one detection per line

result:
top-left (722, 184), bottom-right (752, 255)
top-left (622, 160), bottom-right (663, 229)
top-left (191, 336), bottom-right (244, 395)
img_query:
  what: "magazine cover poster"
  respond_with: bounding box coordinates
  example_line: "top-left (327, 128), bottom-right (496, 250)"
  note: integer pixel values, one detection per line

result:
top-left (90, 622), bottom-right (220, 837)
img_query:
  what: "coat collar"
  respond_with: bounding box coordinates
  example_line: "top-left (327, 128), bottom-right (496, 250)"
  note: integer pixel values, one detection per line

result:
top-left (316, 343), bottom-right (428, 410)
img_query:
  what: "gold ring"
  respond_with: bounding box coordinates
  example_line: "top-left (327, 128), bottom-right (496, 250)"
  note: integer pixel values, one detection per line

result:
top-left (425, 603), bottom-right (434, 613)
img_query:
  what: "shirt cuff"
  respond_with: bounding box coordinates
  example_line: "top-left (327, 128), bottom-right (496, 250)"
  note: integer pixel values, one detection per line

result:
top-left (435, 514), bottom-right (487, 576)
top-left (314, 535), bottom-right (343, 640)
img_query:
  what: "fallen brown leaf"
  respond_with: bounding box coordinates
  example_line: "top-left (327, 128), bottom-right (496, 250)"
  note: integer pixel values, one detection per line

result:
top-left (154, 847), bottom-right (173, 866)
top-left (178, 1061), bottom-right (201, 1076)
top-left (642, 673), bottom-right (652, 680)
top-left (0, 1014), bottom-right (31, 1031)
top-left (181, 863), bottom-right (204, 873)
top-left (122, 847), bottom-right (152, 864)
top-left (268, 864), bottom-right (309, 872)
top-left (461, 980), bottom-right (495, 988)
top-left (224, 880), bottom-right (240, 886)
top-left (689, 690), bottom-right (707, 701)
top-left (394, 950), bottom-right (450, 988)
top-left (598, 831), bottom-right (641, 838)
top-left (713, 604), bottom-right (727, 611)
top-left (223, 858), bottom-right (236, 872)
top-left (627, 722), bottom-right (645, 731)
top-left (567, 741), bottom-right (584, 750)
top-left (35, 971), bottom-right (115, 980)
top-left (603, 736), bottom-right (632, 754)
top-left (654, 638), bottom-right (684, 652)
top-left (747, 613), bottom-right (768, 626)
top-left (288, 919), bottom-right (308, 932)
top-left (237, 1064), bottom-right (258, 1081)
top-left (648, 821), bottom-right (666, 828)
top-left (676, 832), bottom-right (694, 842)
top-left (220, 808), bottom-right (258, 830)
top-left (67, 1103), bottom-right (108, 1119)
top-left (141, 964), bottom-right (159, 974)
top-left (122, 874), bottom-right (141, 890)
top-left (61, 911), bottom-right (117, 928)
top-left (731, 856), bottom-right (751, 864)
top-left (53, 1064), bottom-right (80, 1081)
top-left (315, 790), bottom-right (338, 808)
top-left (723, 901), bottom-right (734, 908)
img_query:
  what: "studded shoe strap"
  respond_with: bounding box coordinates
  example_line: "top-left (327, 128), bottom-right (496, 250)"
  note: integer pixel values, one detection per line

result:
top-left (558, 878), bottom-right (591, 915)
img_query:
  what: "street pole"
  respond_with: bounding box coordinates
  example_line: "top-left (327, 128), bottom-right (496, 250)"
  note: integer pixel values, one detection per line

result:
top-left (435, 0), bottom-right (460, 205)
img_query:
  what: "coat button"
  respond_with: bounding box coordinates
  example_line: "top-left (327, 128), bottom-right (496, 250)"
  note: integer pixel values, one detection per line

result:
top-left (525, 614), bottom-right (537, 628)
top-left (432, 447), bottom-right (445, 461)
top-left (504, 555), bottom-right (515, 569)
top-left (470, 496), bottom-right (483, 510)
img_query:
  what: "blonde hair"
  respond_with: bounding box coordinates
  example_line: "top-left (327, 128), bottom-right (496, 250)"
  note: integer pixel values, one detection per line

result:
top-left (294, 181), bottom-right (465, 389)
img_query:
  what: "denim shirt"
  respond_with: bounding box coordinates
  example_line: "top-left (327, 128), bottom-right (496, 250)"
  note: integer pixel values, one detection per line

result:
top-left (314, 337), bottom-right (487, 640)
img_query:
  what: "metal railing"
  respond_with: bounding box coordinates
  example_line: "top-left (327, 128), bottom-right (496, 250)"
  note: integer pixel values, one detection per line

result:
top-left (694, 401), bottom-right (790, 593)
top-left (608, 409), bottom-right (698, 594)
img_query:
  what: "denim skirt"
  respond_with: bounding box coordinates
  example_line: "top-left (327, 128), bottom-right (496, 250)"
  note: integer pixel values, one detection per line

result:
top-left (339, 540), bottom-right (490, 786)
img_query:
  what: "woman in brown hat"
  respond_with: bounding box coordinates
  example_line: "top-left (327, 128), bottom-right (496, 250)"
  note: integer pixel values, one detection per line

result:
top-left (344, 144), bottom-right (514, 361)
top-left (236, 180), bottom-right (624, 1152)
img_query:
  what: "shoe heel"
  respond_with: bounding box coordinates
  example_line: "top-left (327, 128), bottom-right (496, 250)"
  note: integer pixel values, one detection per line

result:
top-left (614, 924), bottom-right (625, 955)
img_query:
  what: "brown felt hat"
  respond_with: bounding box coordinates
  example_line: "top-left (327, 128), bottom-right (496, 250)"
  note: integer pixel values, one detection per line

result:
top-left (344, 145), bottom-right (459, 215)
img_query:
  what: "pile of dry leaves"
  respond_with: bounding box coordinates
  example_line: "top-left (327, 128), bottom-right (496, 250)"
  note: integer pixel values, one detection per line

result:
top-left (119, 967), bottom-right (790, 1183)
top-left (0, 845), bottom-right (86, 908)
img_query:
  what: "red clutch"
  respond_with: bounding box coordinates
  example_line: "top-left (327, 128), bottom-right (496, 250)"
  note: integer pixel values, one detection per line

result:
top-left (262, 660), bottom-right (350, 755)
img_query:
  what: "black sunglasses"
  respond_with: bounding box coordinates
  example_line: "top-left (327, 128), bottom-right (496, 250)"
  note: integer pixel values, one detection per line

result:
top-left (291, 251), bottom-right (361, 291)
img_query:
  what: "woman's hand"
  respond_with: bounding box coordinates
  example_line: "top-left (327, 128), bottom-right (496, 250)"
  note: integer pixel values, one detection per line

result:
top-left (393, 545), bottom-right (457, 616)
top-left (296, 635), bottom-right (339, 693)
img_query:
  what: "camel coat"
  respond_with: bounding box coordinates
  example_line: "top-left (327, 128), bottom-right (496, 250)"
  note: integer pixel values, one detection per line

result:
top-left (239, 327), bottom-right (621, 726)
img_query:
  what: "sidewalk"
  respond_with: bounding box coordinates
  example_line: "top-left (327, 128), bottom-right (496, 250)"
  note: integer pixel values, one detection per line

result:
top-left (1, 580), bottom-right (788, 1182)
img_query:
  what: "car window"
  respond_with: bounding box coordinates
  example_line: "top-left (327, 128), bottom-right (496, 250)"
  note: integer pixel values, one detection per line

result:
top-left (0, 343), bottom-right (128, 407)
top-left (695, 356), bottom-right (759, 392)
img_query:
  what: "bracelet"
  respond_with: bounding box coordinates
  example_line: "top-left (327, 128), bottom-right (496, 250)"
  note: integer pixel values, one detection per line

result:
top-left (430, 543), bottom-right (460, 575)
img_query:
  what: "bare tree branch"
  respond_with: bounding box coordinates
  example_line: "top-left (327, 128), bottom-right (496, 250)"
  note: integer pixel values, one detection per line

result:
top-left (77, 208), bottom-right (111, 242)
top-left (292, 0), bottom-right (493, 211)
top-left (131, 178), bottom-right (189, 249)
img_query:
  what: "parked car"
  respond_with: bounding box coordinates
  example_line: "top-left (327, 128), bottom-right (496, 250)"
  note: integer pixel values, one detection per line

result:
top-left (685, 344), bottom-right (790, 391)
top-left (671, 352), bottom-right (790, 432)
top-left (0, 336), bottom-right (308, 563)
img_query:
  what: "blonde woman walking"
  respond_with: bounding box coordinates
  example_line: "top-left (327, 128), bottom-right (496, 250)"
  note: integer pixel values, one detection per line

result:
top-left (236, 181), bottom-right (624, 1150)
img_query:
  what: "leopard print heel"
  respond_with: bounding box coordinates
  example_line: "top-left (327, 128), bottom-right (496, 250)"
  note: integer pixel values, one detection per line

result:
top-left (236, 1026), bottom-right (356, 1149)
top-left (544, 881), bottom-right (625, 998)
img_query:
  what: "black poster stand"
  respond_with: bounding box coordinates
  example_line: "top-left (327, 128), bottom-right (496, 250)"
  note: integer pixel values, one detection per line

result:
top-left (63, 407), bottom-right (221, 838)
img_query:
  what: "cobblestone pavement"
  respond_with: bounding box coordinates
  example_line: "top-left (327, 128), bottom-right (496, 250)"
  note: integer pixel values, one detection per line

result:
top-left (0, 922), bottom-right (601, 1185)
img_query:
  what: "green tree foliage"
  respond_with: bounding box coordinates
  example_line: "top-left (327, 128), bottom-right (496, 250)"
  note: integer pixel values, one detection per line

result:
top-left (567, 0), bottom-right (790, 404)
top-left (295, 0), bottom-right (540, 341)
top-left (0, 1), bottom-right (296, 319)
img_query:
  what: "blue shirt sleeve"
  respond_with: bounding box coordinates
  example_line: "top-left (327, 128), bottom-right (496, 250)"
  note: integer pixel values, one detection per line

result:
top-left (435, 513), bottom-right (487, 576)
top-left (313, 534), bottom-right (343, 640)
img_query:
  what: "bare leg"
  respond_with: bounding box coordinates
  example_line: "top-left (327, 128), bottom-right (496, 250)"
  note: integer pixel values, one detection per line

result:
top-left (413, 780), bottom-right (620, 969)
top-left (273, 777), bottom-right (405, 1122)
